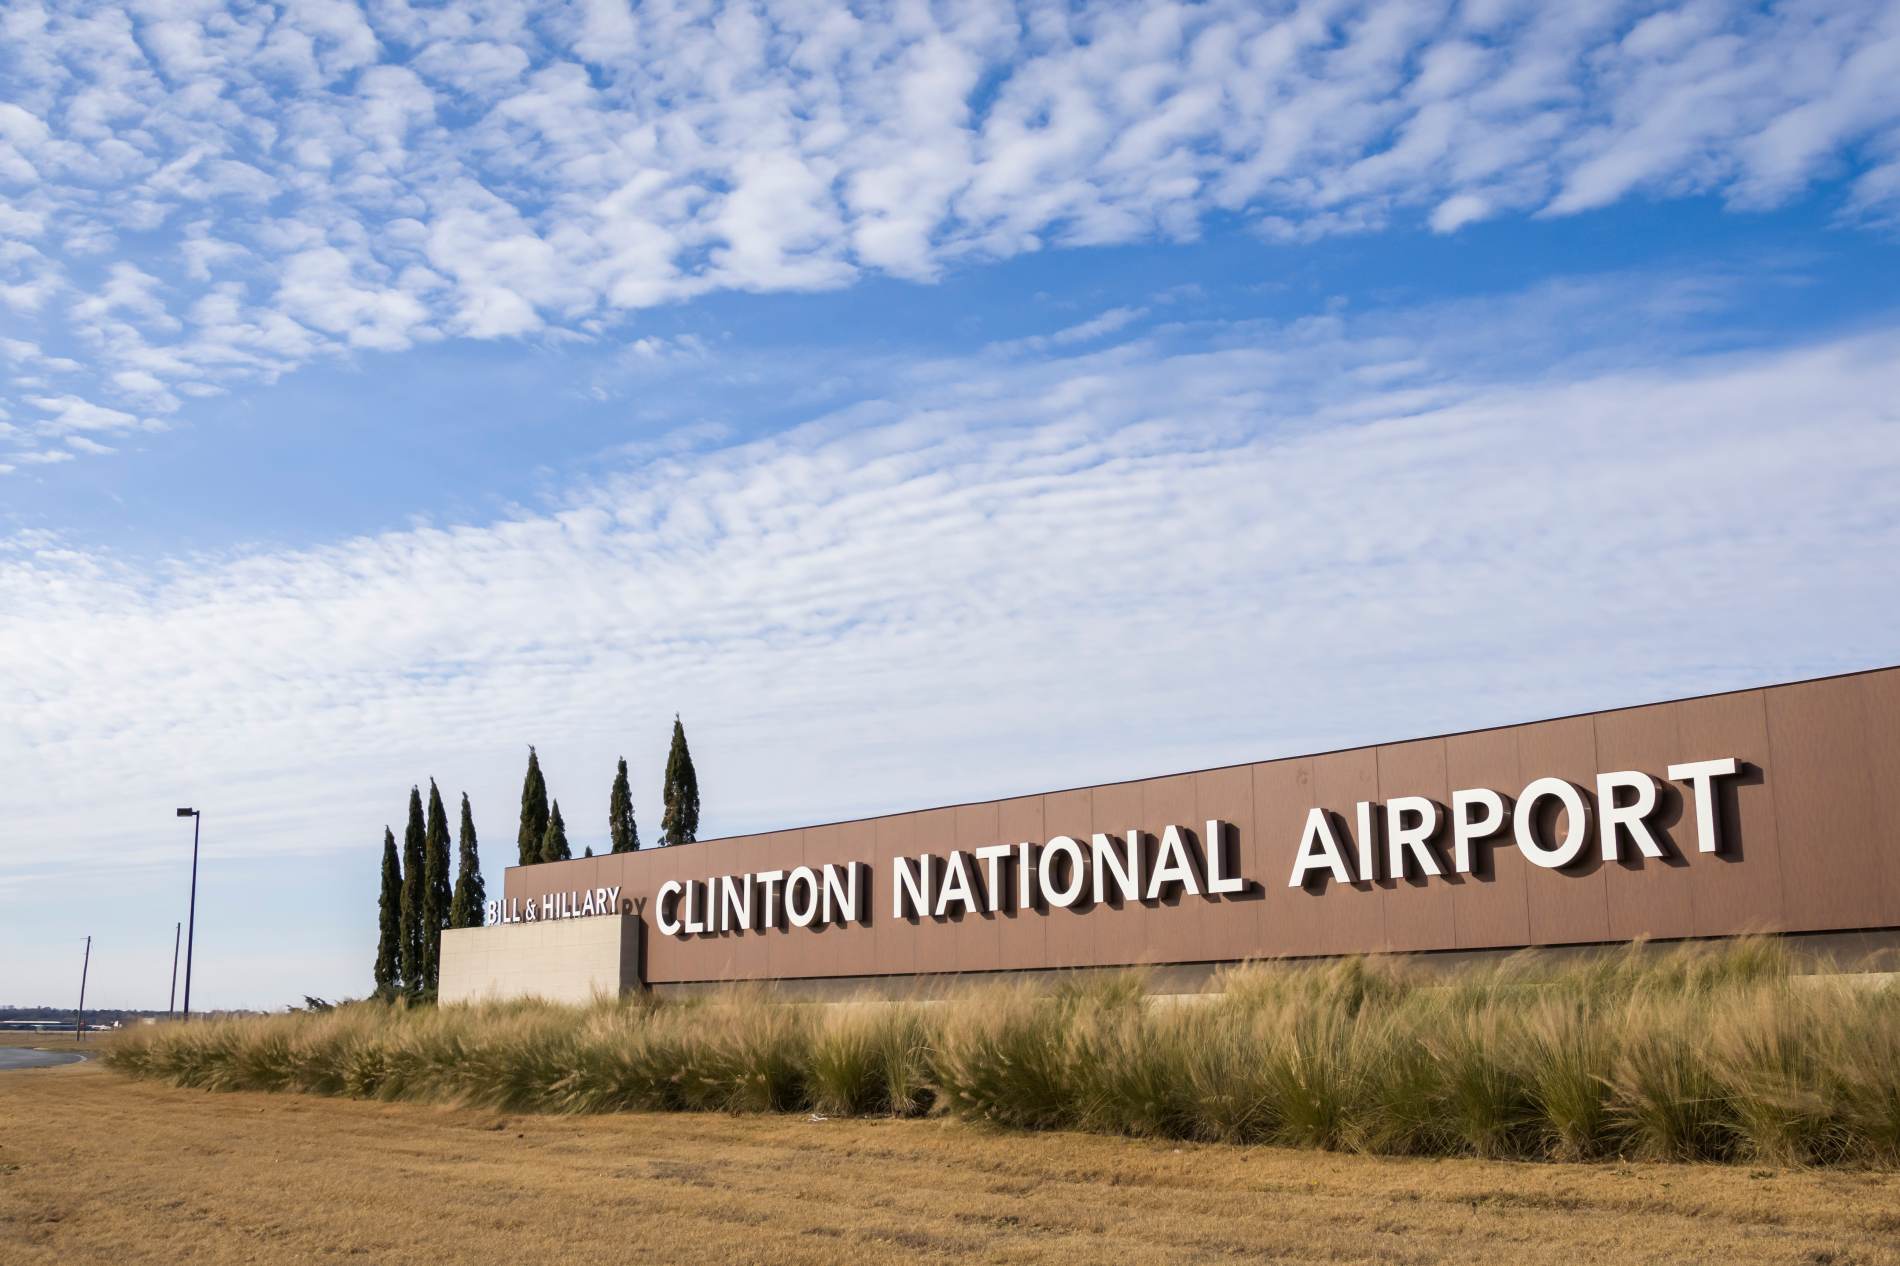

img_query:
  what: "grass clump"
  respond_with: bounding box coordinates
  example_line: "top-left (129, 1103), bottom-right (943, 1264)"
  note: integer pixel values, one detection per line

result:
top-left (808, 1003), bottom-right (933, 1117)
top-left (103, 939), bottom-right (1900, 1167)
top-left (1514, 994), bottom-right (1617, 1159)
top-left (931, 985), bottom-right (1077, 1129)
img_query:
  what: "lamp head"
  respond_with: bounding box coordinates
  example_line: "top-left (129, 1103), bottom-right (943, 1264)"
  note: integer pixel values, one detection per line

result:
top-left (176, 807), bottom-right (196, 817)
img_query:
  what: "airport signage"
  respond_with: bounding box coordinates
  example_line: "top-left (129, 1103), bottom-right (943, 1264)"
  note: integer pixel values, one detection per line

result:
top-left (489, 756), bottom-right (1743, 938)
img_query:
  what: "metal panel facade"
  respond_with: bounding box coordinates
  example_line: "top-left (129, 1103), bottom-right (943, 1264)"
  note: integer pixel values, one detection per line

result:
top-left (503, 668), bottom-right (1900, 984)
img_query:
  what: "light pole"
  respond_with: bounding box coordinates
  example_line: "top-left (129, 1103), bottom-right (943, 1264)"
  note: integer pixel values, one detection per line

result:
top-left (177, 808), bottom-right (201, 1021)
top-left (168, 921), bottom-right (181, 1016)
top-left (77, 935), bottom-right (91, 1043)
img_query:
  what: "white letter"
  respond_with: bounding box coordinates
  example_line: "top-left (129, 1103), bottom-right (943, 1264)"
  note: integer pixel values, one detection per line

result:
top-left (1040, 836), bottom-right (1086, 908)
top-left (1597, 771), bottom-right (1664, 860)
top-left (935, 852), bottom-right (978, 917)
top-left (821, 863), bottom-right (860, 925)
top-left (786, 867), bottom-right (821, 927)
top-left (1091, 831), bottom-right (1141, 905)
top-left (605, 885), bottom-right (621, 915)
top-left (1355, 800), bottom-right (1378, 882)
top-left (1288, 808), bottom-right (1353, 887)
top-left (1515, 778), bottom-right (1589, 868)
top-left (682, 880), bottom-right (705, 934)
top-left (755, 870), bottom-right (784, 929)
top-left (893, 855), bottom-right (933, 919)
top-left (974, 845), bottom-right (1012, 912)
top-left (1017, 843), bottom-right (1037, 909)
top-left (581, 888), bottom-right (597, 917)
top-left (1450, 788), bottom-right (1505, 874)
top-left (540, 893), bottom-right (554, 921)
top-left (1385, 796), bottom-right (1443, 879)
top-left (720, 874), bottom-right (752, 933)
top-left (1146, 825), bottom-right (1201, 900)
top-left (655, 881), bottom-right (683, 937)
top-left (1205, 820), bottom-right (1244, 895)
top-left (1668, 757), bottom-right (1741, 854)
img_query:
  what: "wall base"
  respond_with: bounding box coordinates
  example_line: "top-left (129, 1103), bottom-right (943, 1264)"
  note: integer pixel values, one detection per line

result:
top-left (645, 928), bottom-right (1900, 1001)
top-left (439, 916), bottom-right (642, 1005)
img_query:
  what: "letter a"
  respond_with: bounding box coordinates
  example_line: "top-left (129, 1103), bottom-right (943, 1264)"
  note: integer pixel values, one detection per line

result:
top-left (1289, 808), bottom-right (1353, 887)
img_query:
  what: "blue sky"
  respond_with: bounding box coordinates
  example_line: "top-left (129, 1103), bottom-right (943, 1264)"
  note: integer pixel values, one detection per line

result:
top-left (3, 0), bottom-right (1899, 1009)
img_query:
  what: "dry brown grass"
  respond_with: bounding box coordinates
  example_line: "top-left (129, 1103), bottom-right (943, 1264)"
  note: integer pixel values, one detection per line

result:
top-left (5, 1053), bottom-right (1899, 1264)
top-left (102, 945), bottom-right (1900, 1164)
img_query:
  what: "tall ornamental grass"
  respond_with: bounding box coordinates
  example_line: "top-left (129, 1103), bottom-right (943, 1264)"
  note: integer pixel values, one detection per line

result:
top-left (105, 940), bottom-right (1900, 1166)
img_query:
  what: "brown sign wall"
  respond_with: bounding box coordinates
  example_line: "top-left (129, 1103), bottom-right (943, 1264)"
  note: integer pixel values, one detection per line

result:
top-left (504, 667), bottom-right (1900, 984)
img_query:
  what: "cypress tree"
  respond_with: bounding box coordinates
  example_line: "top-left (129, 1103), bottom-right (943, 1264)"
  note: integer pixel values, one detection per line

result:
top-left (660, 715), bottom-right (700, 846)
top-left (450, 792), bottom-right (485, 929)
top-left (541, 799), bottom-right (571, 863)
top-left (374, 827), bottom-right (402, 997)
top-left (609, 756), bottom-right (640, 854)
top-left (399, 786), bottom-right (426, 991)
top-left (420, 779), bottom-right (452, 990)
top-left (518, 746), bottom-right (550, 866)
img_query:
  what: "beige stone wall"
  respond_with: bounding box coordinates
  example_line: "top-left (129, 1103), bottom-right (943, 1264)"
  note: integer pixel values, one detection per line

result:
top-left (438, 916), bottom-right (641, 1005)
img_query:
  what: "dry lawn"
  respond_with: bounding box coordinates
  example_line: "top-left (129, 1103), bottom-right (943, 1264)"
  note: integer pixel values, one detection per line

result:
top-left (0, 1030), bottom-right (89, 1047)
top-left (2, 1055), bottom-right (1897, 1264)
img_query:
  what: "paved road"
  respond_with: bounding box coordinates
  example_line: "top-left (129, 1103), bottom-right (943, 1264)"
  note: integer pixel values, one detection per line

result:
top-left (0, 1048), bottom-right (87, 1070)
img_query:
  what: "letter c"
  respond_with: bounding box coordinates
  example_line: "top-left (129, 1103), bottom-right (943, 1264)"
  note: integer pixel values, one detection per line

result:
top-left (655, 881), bottom-right (684, 937)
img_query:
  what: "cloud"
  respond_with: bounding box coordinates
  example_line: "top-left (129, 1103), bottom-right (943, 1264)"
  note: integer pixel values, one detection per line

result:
top-left (1430, 193), bottom-right (1491, 233)
top-left (11, 447), bottom-right (73, 464)
top-left (1048, 305), bottom-right (1148, 345)
top-left (989, 304), bottom-right (1150, 353)
top-left (25, 393), bottom-right (153, 434)
top-left (5, 303), bottom-right (1897, 921)
top-left (3, 0), bottom-right (1899, 471)
top-left (274, 247), bottom-right (432, 350)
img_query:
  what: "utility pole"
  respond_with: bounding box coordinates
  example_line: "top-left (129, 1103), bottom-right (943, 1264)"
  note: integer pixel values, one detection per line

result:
top-left (76, 935), bottom-right (91, 1044)
top-left (177, 808), bottom-right (202, 1022)
top-left (168, 921), bottom-right (181, 1016)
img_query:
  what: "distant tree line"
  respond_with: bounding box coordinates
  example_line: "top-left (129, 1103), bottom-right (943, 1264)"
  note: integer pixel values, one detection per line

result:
top-left (373, 717), bottom-right (701, 998)
top-left (1, 1005), bottom-right (204, 1023)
